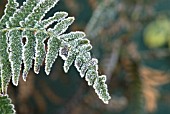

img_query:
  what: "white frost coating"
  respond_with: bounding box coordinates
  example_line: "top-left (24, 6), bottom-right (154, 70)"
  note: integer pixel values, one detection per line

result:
top-left (80, 58), bottom-right (98, 78)
top-left (59, 44), bottom-right (70, 60)
top-left (73, 44), bottom-right (111, 104)
top-left (85, 70), bottom-right (98, 86)
top-left (48, 17), bottom-right (75, 35)
top-left (37, 0), bottom-right (59, 20)
top-left (4, 0), bottom-right (19, 13)
top-left (38, 0), bottom-right (45, 2)
top-left (0, 31), bottom-right (12, 94)
top-left (7, 30), bottom-right (23, 86)
top-left (79, 54), bottom-right (91, 78)
top-left (0, 66), bottom-right (5, 94)
top-left (59, 31), bottom-right (86, 41)
top-left (24, 0), bottom-right (59, 27)
top-left (41, 12), bottom-right (68, 28)
top-left (34, 31), bottom-right (48, 74)
top-left (93, 75), bottom-right (111, 104)
top-left (77, 44), bottom-right (92, 53)
top-left (22, 35), bottom-right (28, 61)
top-left (61, 33), bottom-right (90, 73)
top-left (62, 43), bottom-right (78, 73)
top-left (74, 55), bottom-right (82, 70)
top-left (74, 52), bottom-right (91, 71)
top-left (22, 30), bottom-right (35, 81)
top-left (0, 0), bottom-right (19, 28)
top-left (45, 36), bottom-right (60, 75)
top-left (63, 52), bottom-right (75, 73)
top-left (22, 35), bottom-right (28, 78)
top-left (0, 0), bottom-right (111, 104)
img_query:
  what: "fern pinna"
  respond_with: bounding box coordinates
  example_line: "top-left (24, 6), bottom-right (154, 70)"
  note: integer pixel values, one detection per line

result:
top-left (0, 0), bottom-right (111, 104)
top-left (0, 95), bottom-right (15, 114)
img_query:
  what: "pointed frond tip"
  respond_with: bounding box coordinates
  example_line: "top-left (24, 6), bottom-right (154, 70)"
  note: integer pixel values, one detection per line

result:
top-left (0, 0), bottom-right (111, 104)
top-left (93, 75), bottom-right (111, 104)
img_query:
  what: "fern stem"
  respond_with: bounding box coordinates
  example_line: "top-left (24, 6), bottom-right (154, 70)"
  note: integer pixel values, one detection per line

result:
top-left (0, 27), bottom-right (51, 36)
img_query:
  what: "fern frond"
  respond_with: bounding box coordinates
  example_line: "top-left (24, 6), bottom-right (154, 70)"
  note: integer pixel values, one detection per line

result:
top-left (48, 17), bottom-right (75, 35)
top-left (75, 51), bottom-right (92, 77)
top-left (0, 0), bottom-right (111, 104)
top-left (22, 0), bottom-right (59, 27)
top-left (0, 0), bottom-right (18, 92)
top-left (8, 30), bottom-right (23, 86)
top-left (60, 31), bottom-right (86, 72)
top-left (34, 31), bottom-right (48, 74)
top-left (6, 0), bottom-right (37, 27)
top-left (65, 42), bottom-right (90, 73)
top-left (45, 35), bottom-right (61, 75)
top-left (39, 12), bottom-right (68, 28)
top-left (0, 31), bottom-right (12, 94)
top-left (0, 95), bottom-right (15, 114)
top-left (34, 12), bottom-right (68, 74)
top-left (22, 30), bottom-right (35, 80)
top-left (45, 17), bottom-right (75, 74)
top-left (0, 0), bottom-right (18, 28)
top-left (93, 75), bottom-right (110, 104)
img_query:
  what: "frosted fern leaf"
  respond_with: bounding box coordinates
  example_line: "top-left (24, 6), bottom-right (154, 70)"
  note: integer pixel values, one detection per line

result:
top-left (0, 95), bottom-right (16, 114)
top-left (0, 0), bottom-right (111, 104)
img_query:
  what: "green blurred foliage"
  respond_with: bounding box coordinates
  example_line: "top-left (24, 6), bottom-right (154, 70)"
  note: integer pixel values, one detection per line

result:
top-left (144, 16), bottom-right (170, 48)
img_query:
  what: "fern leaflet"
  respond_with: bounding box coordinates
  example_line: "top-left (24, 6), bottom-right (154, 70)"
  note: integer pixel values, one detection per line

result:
top-left (0, 95), bottom-right (15, 114)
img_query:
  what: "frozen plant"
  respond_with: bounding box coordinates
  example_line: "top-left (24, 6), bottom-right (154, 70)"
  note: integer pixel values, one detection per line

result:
top-left (0, 0), bottom-right (111, 113)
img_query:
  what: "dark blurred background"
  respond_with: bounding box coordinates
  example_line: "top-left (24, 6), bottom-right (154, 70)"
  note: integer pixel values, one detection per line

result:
top-left (1, 0), bottom-right (170, 114)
